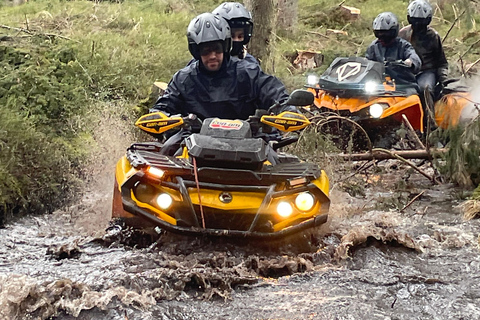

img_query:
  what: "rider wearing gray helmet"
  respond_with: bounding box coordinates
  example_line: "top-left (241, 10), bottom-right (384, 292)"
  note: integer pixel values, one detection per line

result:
top-left (186, 12), bottom-right (232, 72)
top-left (399, 0), bottom-right (448, 102)
top-left (153, 12), bottom-right (294, 156)
top-left (366, 12), bottom-right (422, 95)
top-left (366, 12), bottom-right (421, 73)
top-left (212, 2), bottom-right (258, 64)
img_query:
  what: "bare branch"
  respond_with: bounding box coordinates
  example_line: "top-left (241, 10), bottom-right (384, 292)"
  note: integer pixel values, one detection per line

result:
top-left (442, 10), bottom-right (465, 44)
top-left (0, 24), bottom-right (74, 41)
top-left (401, 190), bottom-right (426, 212)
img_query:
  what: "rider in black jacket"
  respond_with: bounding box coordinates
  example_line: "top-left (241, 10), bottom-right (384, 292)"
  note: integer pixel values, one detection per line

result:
top-left (399, 0), bottom-right (448, 104)
top-left (366, 12), bottom-right (422, 95)
top-left (152, 13), bottom-right (294, 155)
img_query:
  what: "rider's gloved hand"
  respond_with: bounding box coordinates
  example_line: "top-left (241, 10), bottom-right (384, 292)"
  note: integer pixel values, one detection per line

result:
top-left (403, 58), bottom-right (413, 68)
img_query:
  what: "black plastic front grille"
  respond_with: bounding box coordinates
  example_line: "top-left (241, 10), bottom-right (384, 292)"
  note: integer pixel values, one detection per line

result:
top-left (127, 142), bottom-right (322, 186)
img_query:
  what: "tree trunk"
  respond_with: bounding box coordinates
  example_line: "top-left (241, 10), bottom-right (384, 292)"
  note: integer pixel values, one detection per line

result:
top-left (277, 0), bottom-right (298, 32)
top-left (244, 0), bottom-right (276, 70)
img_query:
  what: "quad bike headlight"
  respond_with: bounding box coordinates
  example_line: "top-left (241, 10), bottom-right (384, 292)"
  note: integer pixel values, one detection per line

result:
top-left (364, 81), bottom-right (379, 94)
top-left (277, 201), bottom-right (293, 218)
top-left (295, 192), bottom-right (315, 212)
top-left (369, 103), bottom-right (388, 118)
top-left (307, 74), bottom-right (319, 86)
top-left (156, 193), bottom-right (173, 210)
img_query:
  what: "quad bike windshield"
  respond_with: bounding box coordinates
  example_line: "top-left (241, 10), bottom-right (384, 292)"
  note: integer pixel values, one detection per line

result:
top-left (309, 57), bottom-right (386, 97)
top-left (306, 57), bottom-right (418, 98)
top-left (112, 90), bottom-right (330, 239)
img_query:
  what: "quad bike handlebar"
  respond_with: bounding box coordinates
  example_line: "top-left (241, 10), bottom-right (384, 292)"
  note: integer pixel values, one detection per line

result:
top-left (137, 90), bottom-right (314, 137)
top-left (384, 60), bottom-right (410, 68)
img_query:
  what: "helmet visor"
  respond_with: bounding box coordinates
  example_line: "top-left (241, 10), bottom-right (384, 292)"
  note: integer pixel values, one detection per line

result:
top-left (374, 29), bottom-right (397, 43)
top-left (408, 16), bottom-right (431, 30)
top-left (199, 41), bottom-right (224, 56)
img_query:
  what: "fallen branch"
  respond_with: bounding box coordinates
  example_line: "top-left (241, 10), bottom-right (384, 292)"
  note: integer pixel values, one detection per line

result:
top-left (307, 30), bottom-right (335, 40)
top-left (460, 38), bottom-right (480, 61)
top-left (401, 190), bottom-right (426, 212)
top-left (458, 54), bottom-right (467, 78)
top-left (336, 160), bottom-right (374, 183)
top-left (312, 115), bottom-right (373, 153)
top-left (369, 148), bottom-right (438, 183)
top-left (0, 24), bottom-right (74, 41)
top-left (442, 10), bottom-right (465, 44)
top-left (465, 57), bottom-right (480, 74)
top-left (402, 114), bottom-right (425, 149)
top-left (338, 148), bottom-right (446, 161)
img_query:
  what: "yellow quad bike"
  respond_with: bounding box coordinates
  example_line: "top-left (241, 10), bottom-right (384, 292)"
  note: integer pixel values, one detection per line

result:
top-left (305, 57), bottom-right (425, 149)
top-left (112, 90), bottom-right (330, 240)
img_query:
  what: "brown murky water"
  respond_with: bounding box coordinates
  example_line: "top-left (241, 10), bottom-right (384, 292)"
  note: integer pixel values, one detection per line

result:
top-left (1, 161), bottom-right (479, 320)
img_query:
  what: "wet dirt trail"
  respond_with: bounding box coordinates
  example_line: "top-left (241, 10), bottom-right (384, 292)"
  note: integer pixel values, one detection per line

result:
top-left (1, 162), bottom-right (479, 320)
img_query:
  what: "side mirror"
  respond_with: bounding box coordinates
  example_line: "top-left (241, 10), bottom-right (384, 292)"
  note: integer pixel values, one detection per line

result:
top-left (286, 89), bottom-right (315, 107)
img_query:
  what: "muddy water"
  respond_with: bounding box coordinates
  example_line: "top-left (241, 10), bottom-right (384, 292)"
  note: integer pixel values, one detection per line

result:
top-left (1, 163), bottom-right (479, 320)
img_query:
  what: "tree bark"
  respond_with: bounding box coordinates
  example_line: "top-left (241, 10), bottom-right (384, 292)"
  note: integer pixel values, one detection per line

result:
top-left (277, 0), bottom-right (298, 32)
top-left (244, 0), bottom-right (276, 69)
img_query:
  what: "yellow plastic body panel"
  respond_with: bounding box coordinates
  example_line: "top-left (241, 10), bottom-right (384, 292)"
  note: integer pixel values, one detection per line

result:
top-left (261, 112), bottom-right (311, 132)
top-left (135, 112), bottom-right (184, 135)
top-left (130, 190), bottom-right (177, 225)
top-left (112, 156), bottom-right (139, 219)
top-left (312, 170), bottom-right (330, 197)
top-left (187, 189), bottom-right (265, 210)
top-left (115, 156), bottom-right (137, 188)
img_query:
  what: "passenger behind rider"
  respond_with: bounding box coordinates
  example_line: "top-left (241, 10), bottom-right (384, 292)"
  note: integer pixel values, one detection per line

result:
top-left (212, 2), bottom-right (258, 64)
top-left (152, 13), bottom-right (295, 157)
top-left (366, 12), bottom-right (422, 96)
top-left (399, 0), bottom-right (448, 106)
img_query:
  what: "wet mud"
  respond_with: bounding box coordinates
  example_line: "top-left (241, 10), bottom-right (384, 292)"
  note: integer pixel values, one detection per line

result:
top-left (1, 161), bottom-right (479, 320)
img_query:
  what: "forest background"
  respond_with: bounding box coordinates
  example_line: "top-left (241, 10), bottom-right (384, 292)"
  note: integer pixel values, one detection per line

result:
top-left (0, 0), bottom-right (479, 224)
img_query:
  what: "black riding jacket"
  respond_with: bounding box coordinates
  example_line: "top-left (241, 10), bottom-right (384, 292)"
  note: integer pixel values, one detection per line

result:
top-left (365, 37), bottom-right (422, 74)
top-left (153, 58), bottom-right (291, 120)
top-left (399, 25), bottom-right (448, 83)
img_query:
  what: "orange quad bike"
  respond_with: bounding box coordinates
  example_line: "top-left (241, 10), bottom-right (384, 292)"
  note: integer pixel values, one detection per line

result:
top-left (434, 78), bottom-right (478, 129)
top-left (305, 56), bottom-right (426, 150)
top-left (305, 57), bottom-right (478, 150)
top-left (111, 90), bottom-right (330, 240)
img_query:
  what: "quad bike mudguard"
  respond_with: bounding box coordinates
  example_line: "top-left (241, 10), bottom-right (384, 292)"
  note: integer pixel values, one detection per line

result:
top-left (434, 81), bottom-right (477, 129)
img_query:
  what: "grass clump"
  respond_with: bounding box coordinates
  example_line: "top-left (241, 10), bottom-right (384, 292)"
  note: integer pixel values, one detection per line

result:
top-left (0, 106), bottom-right (82, 224)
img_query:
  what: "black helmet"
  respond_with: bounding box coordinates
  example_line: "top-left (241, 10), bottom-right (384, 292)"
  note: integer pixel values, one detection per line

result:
top-left (187, 12), bottom-right (232, 60)
top-left (407, 0), bottom-right (432, 28)
top-left (373, 12), bottom-right (399, 43)
top-left (212, 2), bottom-right (253, 45)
